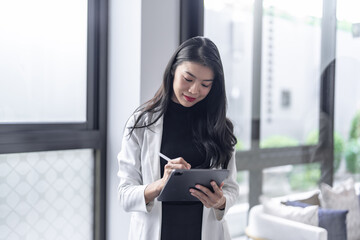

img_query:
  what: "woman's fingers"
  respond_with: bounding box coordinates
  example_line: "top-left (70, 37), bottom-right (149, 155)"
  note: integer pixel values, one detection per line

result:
top-left (162, 157), bottom-right (191, 182)
top-left (189, 187), bottom-right (211, 207)
top-left (166, 162), bottom-right (190, 170)
top-left (211, 181), bottom-right (224, 195)
top-left (171, 157), bottom-right (191, 169)
top-left (164, 157), bottom-right (191, 170)
top-left (189, 182), bottom-right (226, 209)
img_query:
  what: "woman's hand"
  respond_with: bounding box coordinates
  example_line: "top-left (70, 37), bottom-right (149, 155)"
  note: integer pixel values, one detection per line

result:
top-left (162, 157), bottom-right (191, 185)
top-left (189, 181), bottom-right (226, 210)
top-left (144, 157), bottom-right (191, 204)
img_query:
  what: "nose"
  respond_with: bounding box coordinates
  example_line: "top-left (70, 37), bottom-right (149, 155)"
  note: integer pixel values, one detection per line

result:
top-left (189, 82), bottom-right (200, 94)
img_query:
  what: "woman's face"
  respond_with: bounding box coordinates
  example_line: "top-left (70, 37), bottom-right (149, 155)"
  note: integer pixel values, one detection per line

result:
top-left (172, 61), bottom-right (214, 107)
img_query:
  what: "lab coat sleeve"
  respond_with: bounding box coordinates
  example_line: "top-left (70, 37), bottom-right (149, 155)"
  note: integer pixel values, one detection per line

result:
top-left (117, 114), bottom-right (149, 213)
top-left (213, 150), bottom-right (239, 221)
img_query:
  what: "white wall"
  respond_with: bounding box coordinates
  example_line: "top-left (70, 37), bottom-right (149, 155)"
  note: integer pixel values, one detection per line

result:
top-left (107, 0), bottom-right (179, 239)
top-left (107, 1), bottom-right (141, 239)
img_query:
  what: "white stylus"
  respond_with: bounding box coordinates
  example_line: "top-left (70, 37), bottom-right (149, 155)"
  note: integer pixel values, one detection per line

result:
top-left (159, 152), bottom-right (171, 162)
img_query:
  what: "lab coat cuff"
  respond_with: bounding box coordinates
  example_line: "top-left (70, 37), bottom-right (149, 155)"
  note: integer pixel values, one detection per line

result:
top-left (145, 200), bottom-right (154, 212)
top-left (143, 184), bottom-right (155, 213)
top-left (213, 207), bottom-right (226, 221)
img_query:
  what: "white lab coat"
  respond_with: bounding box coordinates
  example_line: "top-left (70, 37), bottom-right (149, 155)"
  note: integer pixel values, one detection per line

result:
top-left (117, 111), bottom-right (239, 240)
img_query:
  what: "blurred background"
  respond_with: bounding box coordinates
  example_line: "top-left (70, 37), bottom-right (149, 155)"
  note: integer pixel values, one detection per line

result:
top-left (0, 0), bottom-right (359, 239)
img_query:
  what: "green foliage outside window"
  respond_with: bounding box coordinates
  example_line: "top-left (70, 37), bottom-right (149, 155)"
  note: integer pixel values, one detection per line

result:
top-left (259, 133), bottom-right (345, 191)
top-left (235, 140), bottom-right (244, 151)
top-left (246, 129), bottom-right (347, 192)
top-left (345, 139), bottom-right (360, 173)
top-left (345, 111), bottom-right (360, 173)
top-left (349, 111), bottom-right (360, 139)
top-left (289, 163), bottom-right (321, 191)
top-left (260, 135), bottom-right (318, 191)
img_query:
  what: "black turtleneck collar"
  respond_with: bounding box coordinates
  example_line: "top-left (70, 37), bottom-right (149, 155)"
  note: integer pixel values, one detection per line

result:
top-left (168, 100), bottom-right (193, 112)
top-left (166, 99), bottom-right (206, 116)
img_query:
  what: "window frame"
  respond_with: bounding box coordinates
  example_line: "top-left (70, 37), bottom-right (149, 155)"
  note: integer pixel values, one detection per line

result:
top-left (0, 0), bottom-right (108, 239)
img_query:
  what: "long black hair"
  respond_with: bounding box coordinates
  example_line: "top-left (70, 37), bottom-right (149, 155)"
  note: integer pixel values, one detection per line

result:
top-left (129, 36), bottom-right (237, 169)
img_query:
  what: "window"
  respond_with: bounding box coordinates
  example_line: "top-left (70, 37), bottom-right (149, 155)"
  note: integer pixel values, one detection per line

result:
top-left (0, 0), bottom-right (87, 123)
top-left (185, 0), bottom-right (336, 238)
top-left (0, 1), bottom-right (108, 240)
top-left (202, 0), bottom-right (330, 199)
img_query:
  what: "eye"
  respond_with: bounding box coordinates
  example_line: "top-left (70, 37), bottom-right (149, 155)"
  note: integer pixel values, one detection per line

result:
top-left (202, 82), bottom-right (212, 88)
top-left (184, 77), bottom-right (192, 82)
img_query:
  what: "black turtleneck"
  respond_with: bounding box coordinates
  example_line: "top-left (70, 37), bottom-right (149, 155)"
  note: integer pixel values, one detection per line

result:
top-left (160, 100), bottom-right (207, 240)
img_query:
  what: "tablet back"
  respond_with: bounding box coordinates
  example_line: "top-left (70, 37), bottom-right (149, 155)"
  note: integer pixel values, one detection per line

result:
top-left (157, 169), bottom-right (229, 201)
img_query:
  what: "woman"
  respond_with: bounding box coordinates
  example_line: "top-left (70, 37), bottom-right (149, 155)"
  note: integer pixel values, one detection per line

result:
top-left (118, 36), bottom-right (239, 240)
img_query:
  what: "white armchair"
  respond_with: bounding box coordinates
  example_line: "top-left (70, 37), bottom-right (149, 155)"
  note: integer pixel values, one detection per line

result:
top-left (246, 205), bottom-right (328, 240)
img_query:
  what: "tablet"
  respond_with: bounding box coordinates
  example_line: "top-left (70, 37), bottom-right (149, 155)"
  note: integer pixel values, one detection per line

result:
top-left (157, 169), bottom-right (229, 201)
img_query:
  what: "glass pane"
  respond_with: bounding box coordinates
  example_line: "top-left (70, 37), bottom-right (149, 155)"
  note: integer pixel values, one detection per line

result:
top-left (263, 163), bottom-right (321, 198)
top-left (260, 0), bottom-right (322, 148)
top-left (0, 0), bottom-right (87, 123)
top-left (204, 0), bottom-right (254, 151)
top-left (0, 149), bottom-right (94, 240)
top-left (334, 0), bottom-right (360, 180)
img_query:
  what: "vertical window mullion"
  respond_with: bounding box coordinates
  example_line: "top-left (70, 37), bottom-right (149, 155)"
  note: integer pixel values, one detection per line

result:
top-left (251, 0), bottom-right (264, 150)
top-left (318, 0), bottom-right (337, 186)
top-left (87, 0), bottom-right (97, 130)
top-left (180, 0), bottom-right (204, 43)
top-left (248, 0), bottom-right (264, 208)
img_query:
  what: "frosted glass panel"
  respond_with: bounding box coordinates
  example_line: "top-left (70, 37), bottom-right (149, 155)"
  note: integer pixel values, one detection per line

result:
top-left (0, 0), bottom-right (87, 123)
top-left (0, 149), bottom-right (94, 240)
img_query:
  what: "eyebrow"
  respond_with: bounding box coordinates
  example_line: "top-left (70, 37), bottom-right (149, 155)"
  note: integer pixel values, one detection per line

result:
top-left (184, 71), bottom-right (213, 82)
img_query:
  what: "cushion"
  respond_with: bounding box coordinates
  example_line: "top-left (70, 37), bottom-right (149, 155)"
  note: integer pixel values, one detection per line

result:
top-left (318, 208), bottom-right (348, 240)
top-left (285, 201), bottom-right (311, 208)
top-left (297, 192), bottom-right (321, 206)
top-left (319, 178), bottom-right (360, 240)
top-left (285, 200), bottom-right (348, 240)
top-left (260, 196), bottom-right (318, 226)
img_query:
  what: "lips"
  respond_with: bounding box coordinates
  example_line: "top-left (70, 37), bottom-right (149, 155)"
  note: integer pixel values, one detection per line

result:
top-left (184, 95), bottom-right (196, 102)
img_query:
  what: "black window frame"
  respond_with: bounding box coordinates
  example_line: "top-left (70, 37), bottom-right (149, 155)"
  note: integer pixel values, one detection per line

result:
top-left (181, 0), bottom-right (336, 208)
top-left (0, 1), bottom-right (108, 240)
